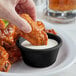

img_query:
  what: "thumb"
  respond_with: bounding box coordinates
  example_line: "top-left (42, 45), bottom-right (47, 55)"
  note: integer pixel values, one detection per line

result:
top-left (6, 9), bottom-right (32, 33)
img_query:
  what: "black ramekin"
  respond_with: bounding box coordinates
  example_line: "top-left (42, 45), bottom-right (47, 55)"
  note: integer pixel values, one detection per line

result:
top-left (16, 33), bottom-right (62, 68)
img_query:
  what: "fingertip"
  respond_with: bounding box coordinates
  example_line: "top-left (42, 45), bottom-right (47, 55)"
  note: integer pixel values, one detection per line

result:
top-left (20, 21), bottom-right (32, 33)
top-left (22, 24), bottom-right (32, 33)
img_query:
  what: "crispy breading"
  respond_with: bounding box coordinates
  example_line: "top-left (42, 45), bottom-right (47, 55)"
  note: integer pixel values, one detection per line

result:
top-left (0, 46), bottom-right (9, 60)
top-left (0, 58), bottom-right (11, 72)
top-left (6, 46), bottom-right (22, 64)
top-left (20, 14), bottom-right (48, 45)
top-left (36, 21), bottom-right (45, 31)
top-left (0, 24), bottom-right (20, 47)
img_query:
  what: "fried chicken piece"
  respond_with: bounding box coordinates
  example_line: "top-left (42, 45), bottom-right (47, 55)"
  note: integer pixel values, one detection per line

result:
top-left (6, 46), bottom-right (22, 64)
top-left (0, 22), bottom-right (21, 64)
top-left (0, 24), bottom-right (20, 48)
top-left (0, 25), bottom-right (15, 47)
top-left (19, 14), bottom-right (48, 45)
top-left (0, 58), bottom-right (11, 72)
top-left (0, 46), bottom-right (11, 72)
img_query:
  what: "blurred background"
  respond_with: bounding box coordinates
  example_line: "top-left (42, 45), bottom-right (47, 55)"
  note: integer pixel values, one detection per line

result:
top-left (33, 0), bottom-right (76, 23)
top-left (33, 0), bottom-right (46, 19)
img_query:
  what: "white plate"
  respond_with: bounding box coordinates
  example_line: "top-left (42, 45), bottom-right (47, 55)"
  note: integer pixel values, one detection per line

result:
top-left (0, 21), bottom-right (76, 76)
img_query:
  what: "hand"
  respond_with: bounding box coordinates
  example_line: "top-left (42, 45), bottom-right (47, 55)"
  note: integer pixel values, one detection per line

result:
top-left (0, 0), bottom-right (36, 33)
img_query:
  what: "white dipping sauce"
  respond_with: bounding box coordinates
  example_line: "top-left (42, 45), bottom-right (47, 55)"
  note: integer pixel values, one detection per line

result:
top-left (21, 39), bottom-right (58, 50)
